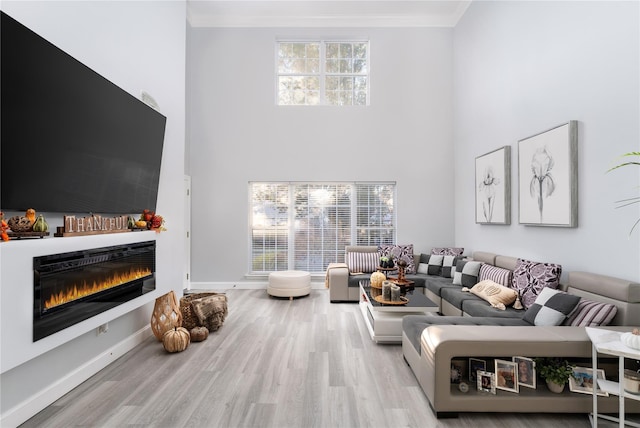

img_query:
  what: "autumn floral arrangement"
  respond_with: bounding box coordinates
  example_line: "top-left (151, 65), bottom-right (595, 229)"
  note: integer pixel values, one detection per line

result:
top-left (1, 212), bottom-right (9, 242)
top-left (133, 209), bottom-right (166, 233)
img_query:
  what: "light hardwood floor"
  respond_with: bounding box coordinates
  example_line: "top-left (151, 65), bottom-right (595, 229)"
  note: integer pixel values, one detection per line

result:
top-left (21, 289), bottom-right (615, 427)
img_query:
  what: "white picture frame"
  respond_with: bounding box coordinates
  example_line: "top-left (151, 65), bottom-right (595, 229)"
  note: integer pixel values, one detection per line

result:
top-left (475, 146), bottom-right (511, 225)
top-left (518, 121), bottom-right (578, 227)
top-left (495, 359), bottom-right (519, 393)
top-left (513, 356), bottom-right (536, 389)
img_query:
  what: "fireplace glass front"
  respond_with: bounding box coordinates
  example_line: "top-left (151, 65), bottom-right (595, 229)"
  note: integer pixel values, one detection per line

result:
top-left (33, 240), bottom-right (156, 341)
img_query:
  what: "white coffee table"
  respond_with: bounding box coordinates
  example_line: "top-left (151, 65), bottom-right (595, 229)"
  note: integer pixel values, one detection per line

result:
top-left (358, 280), bottom-right (439, 343)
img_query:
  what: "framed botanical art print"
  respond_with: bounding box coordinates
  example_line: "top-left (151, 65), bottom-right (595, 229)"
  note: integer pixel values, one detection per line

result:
top-left (476, 146), bottom-right (511, 225)
top-left (518, 121), bottom-right (578, 227)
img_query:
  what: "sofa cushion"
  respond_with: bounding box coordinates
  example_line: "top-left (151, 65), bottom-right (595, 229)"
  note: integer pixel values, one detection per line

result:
top-left (347, 251), bottom-right (379, 274)
top-left (463, 280), bottom-right (518, 310)
top-left (522, 288), bottom-right (580, 326)
top-left (379, 244), bottom-right (416, 274)
top-left (431, 247), bottom-right (464, 256)
top-left (441, 287), bottom-right (482, 310)
top-left (478, 264), bottom-right (513, 288)
top-left (512, 258), bottom-right (562, 309)
top-left (425, 276), bottom-right (459, 298)
top-left (462, 299), bottom-right (527, 319)
top-left (441, 255), bottom-right (459, 278)
top-left (563, 299), bottom-right (618, 327)
top-left (453, 260), bottom-right (482, 287)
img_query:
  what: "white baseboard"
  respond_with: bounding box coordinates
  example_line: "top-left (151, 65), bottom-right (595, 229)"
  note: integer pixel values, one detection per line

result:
top-left (0, 326), bottom-right (151, 428)
top-left (189, 281), bottom-right (327, 291)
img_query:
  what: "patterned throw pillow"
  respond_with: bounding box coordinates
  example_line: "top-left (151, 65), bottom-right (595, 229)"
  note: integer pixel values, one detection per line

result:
top-left (441, 255), bottom-right (459, 278)
top-left (563, 299), bottom-right (618, 327)
top-left (463, 279), bottom-right (518, 310)
top-left (431, 247), bottom-right (464, 256)
top-left (425, 254), bottom-right (443, 275)
top-left (379, 244), bottom-right (416, 274)
top-left (452, 260), bottom-right (482, 287)
top-left (347, 251), bottom-right (379, 274)
top-left (512, 258), bottom-right (562, 309)
top-left (478, 264), bottom-right (513, 288)
top-left (522, 288), bottom-right (580, 326)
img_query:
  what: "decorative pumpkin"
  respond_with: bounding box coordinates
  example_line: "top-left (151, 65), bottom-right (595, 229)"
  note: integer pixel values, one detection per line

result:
top-left (32, 214), bottom-right (48, 232)
top-left (7, 215), bottom-right (33, 232)
top-left (370, 271), bottom-right (385, 288)
top-left (621, 328), bottom-right (640, 350)
top-left (25, 208), bottom-right (36, 225)
top-left (162, 326), bottom-right (190, 353)
top-left (135, 220), bottom-right (147, 229)
top-left (190, 326), bottom-right (209, 342)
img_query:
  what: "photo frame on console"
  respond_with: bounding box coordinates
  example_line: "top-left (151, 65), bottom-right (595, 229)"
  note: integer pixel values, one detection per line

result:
top-left (475, 146), bottom-right (511, 225)
top-left (513, 356), bottom-right (536, 389)
top-left (495, 359), bottom-right (519, 393)
top-left (469, 358), bottom-right (486, 383)
top-left (518, 121), bottom-right (578, 227)
top-left (477, 370), bottom-right (496, 394)
top-left (569, 366), bottom-right (608, 396)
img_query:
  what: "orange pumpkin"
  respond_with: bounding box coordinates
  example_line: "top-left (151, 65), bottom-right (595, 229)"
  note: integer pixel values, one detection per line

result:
top-left (25, 208), bottom-right (36, 225)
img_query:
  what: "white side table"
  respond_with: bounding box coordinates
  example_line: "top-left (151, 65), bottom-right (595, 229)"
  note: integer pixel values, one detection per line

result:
top-left (586, 328), bottom-right (640, 428)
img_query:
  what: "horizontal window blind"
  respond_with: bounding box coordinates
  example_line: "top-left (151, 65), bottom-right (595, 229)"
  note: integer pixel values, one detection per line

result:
top-left (250, 182), bottom-right (395, 274)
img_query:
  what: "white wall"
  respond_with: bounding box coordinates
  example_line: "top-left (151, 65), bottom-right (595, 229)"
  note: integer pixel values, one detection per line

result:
top-left (453, 1), bottom-right (640, 281)
top-left (0, 2), bottom-right (186, 426)
top-left (188, 27), bottom-right (454, 284)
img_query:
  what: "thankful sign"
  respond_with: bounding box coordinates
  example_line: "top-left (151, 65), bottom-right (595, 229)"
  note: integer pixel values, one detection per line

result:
top-left (55, 215), bottom-right (131, 237)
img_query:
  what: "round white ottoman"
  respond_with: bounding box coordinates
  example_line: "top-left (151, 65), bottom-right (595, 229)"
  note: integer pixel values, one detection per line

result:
top-left (267, 270), bottom-right (311, 300)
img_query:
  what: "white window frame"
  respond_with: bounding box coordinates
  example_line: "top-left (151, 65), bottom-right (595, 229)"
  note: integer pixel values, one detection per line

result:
top-left (275, 39), bottom-right (370, 106)
top-left (249, 182), bottom-right (395, 274)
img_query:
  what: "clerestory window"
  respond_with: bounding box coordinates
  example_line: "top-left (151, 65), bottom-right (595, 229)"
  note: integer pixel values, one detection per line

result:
top-left (250, 182), bottom-right (395, 274)
top-left (276, 40), bottom-right (370, 106)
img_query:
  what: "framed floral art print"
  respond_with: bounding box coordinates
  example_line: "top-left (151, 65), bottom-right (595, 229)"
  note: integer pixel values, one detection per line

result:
top-left (475, 146), bottom-right (511, 225)
top-left (518, 121), bottom-right (578, 227)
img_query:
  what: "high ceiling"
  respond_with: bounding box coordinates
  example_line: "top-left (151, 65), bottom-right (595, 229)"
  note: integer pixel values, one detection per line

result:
top-left (187, 0), bottom-right (472, 27)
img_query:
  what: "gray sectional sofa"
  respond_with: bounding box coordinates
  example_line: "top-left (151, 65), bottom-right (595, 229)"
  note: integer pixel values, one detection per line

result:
top-left (326, 246), bottom-right (640, 417)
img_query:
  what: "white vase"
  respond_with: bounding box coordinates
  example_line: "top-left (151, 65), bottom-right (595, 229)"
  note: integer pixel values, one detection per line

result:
top-left (546, 380), bottom-right (565, 393)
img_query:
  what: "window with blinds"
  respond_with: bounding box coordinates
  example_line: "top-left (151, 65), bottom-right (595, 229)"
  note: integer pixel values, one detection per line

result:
top-left (250, 182), bottom-right (396, 274)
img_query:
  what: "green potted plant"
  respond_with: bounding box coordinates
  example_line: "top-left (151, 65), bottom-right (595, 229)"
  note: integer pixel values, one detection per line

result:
top-left (608, 151), bottom-right (640, 234)
top-left (535, 358), bottom-right (574, 393)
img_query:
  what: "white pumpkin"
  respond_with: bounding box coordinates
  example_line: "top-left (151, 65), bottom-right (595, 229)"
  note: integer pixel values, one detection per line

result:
top-left (370, 271), bottom-right (386, 288)
top-left (621, 329), bottom-right (640, 350)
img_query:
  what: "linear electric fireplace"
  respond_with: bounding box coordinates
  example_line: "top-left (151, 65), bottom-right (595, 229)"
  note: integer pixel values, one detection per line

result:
top-left (33, 241), bottom-right (156, 341)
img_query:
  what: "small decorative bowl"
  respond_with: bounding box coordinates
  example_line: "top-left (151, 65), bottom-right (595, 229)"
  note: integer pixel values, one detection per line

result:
top-left (621, 331), bottom-right (640, 351)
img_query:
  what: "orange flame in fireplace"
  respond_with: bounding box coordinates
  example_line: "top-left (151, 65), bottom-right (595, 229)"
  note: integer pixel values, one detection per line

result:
top-left (44, 267), bottom-right (152, 310)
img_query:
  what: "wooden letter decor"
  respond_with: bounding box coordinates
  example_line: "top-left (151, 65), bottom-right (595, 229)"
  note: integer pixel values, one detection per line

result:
top-left (54, 215), bottom-right (131, 237)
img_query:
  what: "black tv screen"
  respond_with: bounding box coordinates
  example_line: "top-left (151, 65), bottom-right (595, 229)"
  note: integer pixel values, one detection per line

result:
top-left (1, 11), bottom-right (166, 214)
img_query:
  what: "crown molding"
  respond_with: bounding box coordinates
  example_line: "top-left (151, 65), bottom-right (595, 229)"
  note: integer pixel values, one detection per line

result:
top-left (187, 1), bottom-right (472, 28)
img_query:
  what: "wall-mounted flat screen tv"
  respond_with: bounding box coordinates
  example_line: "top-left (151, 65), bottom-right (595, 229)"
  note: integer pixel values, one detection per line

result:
top-left (1, 11), bottom-right (166, 214)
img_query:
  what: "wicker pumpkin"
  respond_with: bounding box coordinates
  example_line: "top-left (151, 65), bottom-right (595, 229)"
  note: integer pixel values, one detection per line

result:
top-left (162, 326), bottom-right (190, 353)
top-left (370, 271), bottom-right (386, 288)
top-left (190, 326), bottom-right (209, 342)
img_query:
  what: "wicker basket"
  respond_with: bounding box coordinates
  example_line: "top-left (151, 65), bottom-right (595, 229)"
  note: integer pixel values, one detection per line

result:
top-left (180, 292), bottom-right (228, 331)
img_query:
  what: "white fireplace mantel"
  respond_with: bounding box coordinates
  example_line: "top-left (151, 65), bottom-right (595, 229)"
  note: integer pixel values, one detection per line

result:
top-left (0, 231), bottom-right (159, 373)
